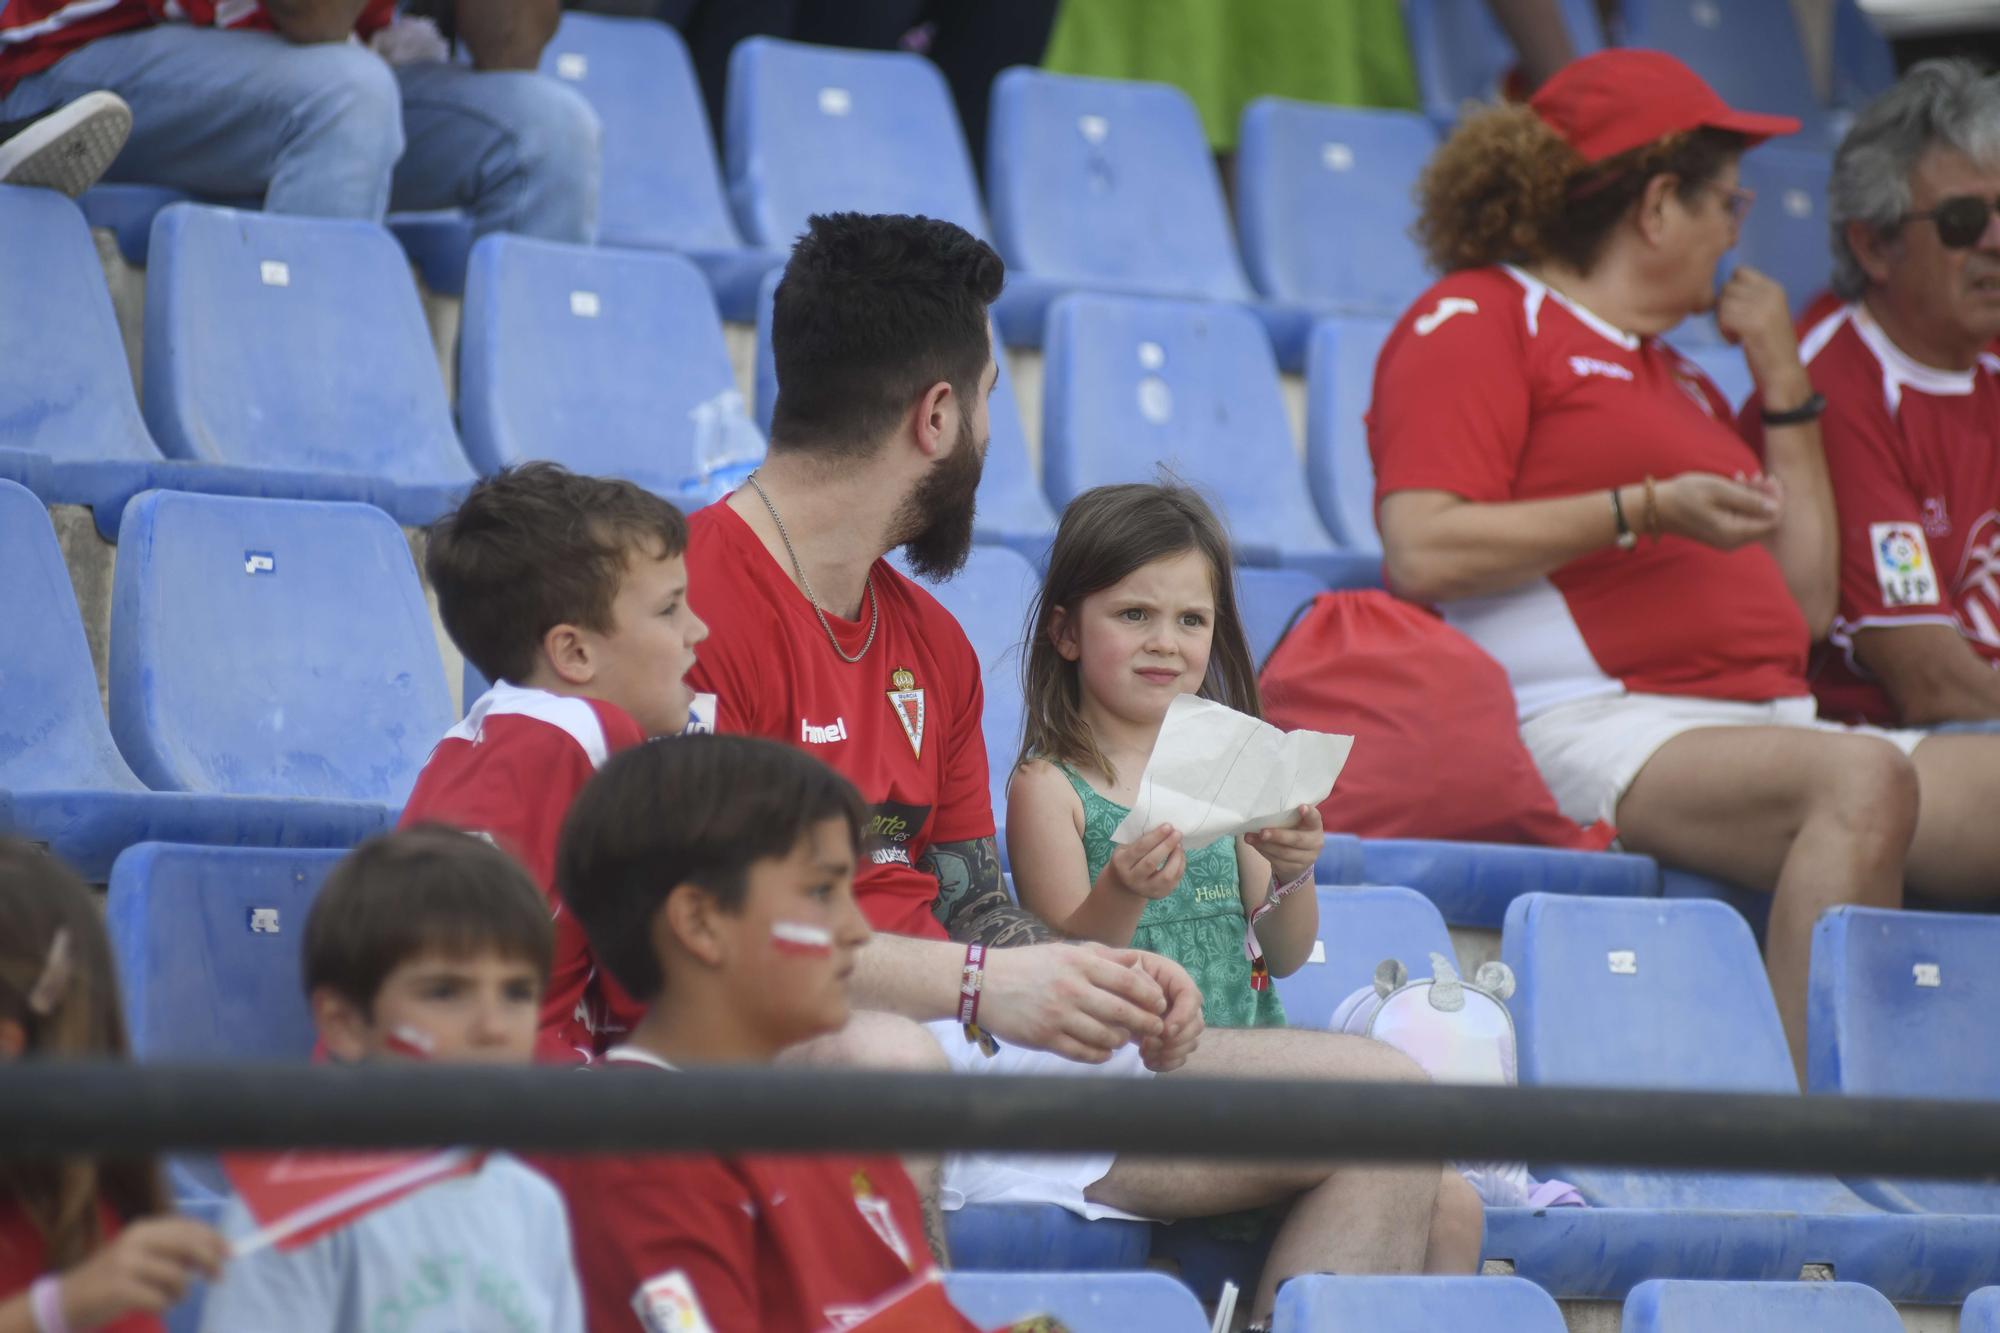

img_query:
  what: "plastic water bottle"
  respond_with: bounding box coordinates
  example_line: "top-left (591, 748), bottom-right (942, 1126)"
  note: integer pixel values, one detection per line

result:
top-left (684, 389), bottom-right (765, 504)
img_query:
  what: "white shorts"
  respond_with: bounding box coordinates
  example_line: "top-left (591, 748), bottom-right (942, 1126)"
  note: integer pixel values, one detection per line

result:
top-left (1520, 692), bottom-right (1928, 828)
top-left (926, 1018), bottom-right (1157, 1222)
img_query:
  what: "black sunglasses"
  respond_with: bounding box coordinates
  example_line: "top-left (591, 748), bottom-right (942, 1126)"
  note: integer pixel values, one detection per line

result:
top-left (1905, 193), bottom-right (2000, 249)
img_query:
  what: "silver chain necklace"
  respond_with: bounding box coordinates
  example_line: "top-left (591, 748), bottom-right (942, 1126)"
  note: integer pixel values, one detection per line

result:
top-left (744, 471), bottom-right (878, 665)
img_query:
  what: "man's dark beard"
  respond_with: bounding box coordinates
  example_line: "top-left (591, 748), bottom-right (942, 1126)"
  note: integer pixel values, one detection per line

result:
top-left (895, 412), bottom-right (984, 581)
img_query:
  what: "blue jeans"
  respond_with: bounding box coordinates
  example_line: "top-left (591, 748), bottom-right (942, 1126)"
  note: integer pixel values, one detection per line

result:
top-left (0, 24), bottom-right (600, 240)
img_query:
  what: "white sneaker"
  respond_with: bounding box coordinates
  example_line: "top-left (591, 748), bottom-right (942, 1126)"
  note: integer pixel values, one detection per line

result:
top-left (0, 91), bottom-right (132, 197)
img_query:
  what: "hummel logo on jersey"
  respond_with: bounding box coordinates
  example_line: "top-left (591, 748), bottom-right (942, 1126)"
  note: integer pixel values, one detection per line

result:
top-left (1414, 296), bottom-right (1479, 336)
top-left (1568, 355), bottom-right (1634, 381)
top-left (800, 716), bottom-right (849, 745)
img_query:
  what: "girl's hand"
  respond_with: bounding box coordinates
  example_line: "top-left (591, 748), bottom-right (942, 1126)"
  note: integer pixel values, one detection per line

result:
top-left (1244, 805), bottom-right (1324, 888)
top-left (62, 1216), bottom-right (228, 1327)
top-left (1099, 823), bottom-right (1184, 901)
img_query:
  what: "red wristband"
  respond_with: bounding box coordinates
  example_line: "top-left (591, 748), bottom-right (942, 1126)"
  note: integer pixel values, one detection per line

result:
top-left (959, 943), bottom-right (986, 1026)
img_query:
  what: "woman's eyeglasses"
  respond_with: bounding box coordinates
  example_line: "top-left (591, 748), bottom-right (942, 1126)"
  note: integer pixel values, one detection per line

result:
top-left (1703, 182), bottom-right (1756, 223)
top-left (1905, 194), bottom-right (2000, 249)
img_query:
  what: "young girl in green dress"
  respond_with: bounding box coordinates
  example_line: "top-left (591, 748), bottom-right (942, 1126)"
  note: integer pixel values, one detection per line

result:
top-left (1006, 483), bottom-right (1323, 1028)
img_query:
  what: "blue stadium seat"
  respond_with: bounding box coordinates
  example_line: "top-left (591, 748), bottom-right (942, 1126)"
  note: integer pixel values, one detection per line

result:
top-left (1403, 0), bottom-right (1604, 132)
top-left (79, 182), bottom-right (189, 264)
top-left (110, 491), bottom-right (454, 808)
top-left (1042, 293), bottom-right (1378, 588)
top-left (1498, 892), bottom-right (2000, 1301)
top-left (457, 235), bottom-right (753, 503)
top-left (1237, 100), bottom-right (1436, 365)
top-left (1274, 886), bottom-right (1457, 1029)
top-left (946, 1207), bottom-right (1151, 1273)
top-left (1316, 833), bottom-right (1658, 931)
top-left (1967, 1288), bottom-right (2000, 1332)
top-left (753, 265), bottom-right (781, 435)
top-left (385, 210), bottom-right (475, 298)
top-left (1304, 315), bottom-right (1395, 552)
top-left (542, 13), bottom-right (776, 318)
top-left (1238, 567), bottom-right (1326, 667)
top-left (726, 37), bottom-right (989, 254)
top-left (946, 1271), bottom-right (1202, 1330)
top-left (1736, 147), bottom-right (1836, 317)
top-left (1616, 0), bottom-right (1832, 147)
top-left (1274, 1275), bottom-right (1566, 1331)
top-left (986, 68), bottom-right (1285, 351)
top-left (0, 481), bottom-right (390, 879)
top-left (1622, 1279), bottom-right (1901, 1332)
top-left (144, 204), bottom-right (475, 526)
top-left (1830, 0), bottom-right (1897, 114)
top-left (1809, 906), bottom-right (2000, 1214)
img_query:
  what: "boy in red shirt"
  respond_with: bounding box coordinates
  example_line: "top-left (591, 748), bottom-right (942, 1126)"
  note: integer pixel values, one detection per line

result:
top-left (542, 734), bottom-right (935, 1333)
top-left (400, 462), bottom-right (708, 1062)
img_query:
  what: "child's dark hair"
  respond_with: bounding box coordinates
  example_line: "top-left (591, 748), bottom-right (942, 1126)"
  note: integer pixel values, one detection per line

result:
top-left (768, 212), bottom-right (1004, 460)
top-left (0, 838), bottom-right (164, 1268)
top-left (1018, 483), bottom-right (1261, 785)
top-left (304, 826), bottom-right (554, 1013)
top-left (425, 461), bottom-right (689, 687)
top-left (557, 736), bottom-right (869, 1003)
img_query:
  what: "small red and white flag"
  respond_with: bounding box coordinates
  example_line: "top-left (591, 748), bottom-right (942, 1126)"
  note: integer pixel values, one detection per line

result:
top-left (221, 1147), bottom-right (487, 1255)
top-left (822, 1269), bottom-right (986, 1332)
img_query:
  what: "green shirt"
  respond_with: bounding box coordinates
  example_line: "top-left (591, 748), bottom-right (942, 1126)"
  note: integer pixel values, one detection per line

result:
top-left (1058, 763), bottom-right (1286, 1029)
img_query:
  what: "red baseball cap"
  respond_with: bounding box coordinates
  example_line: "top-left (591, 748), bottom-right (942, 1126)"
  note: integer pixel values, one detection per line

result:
top-left (1529, 49), bottom-right (1801, 164)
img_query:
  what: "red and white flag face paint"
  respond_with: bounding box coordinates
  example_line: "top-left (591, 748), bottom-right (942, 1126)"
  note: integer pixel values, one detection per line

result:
top-left (222, 1147), bottom-right (486, 1255)
top-left (770, 921), bottom-right (835, 957)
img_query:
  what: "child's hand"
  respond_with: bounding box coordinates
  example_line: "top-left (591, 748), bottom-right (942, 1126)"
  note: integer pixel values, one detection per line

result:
top-left (1244, 805), bottom-right (1325, 888)
top-left (61, 1216), bottom-right (228, 1326)
top-left (1099, 824), bottom-right (1184, 901)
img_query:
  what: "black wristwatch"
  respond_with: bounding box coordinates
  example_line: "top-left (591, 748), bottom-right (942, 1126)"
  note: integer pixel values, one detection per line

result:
top-left (1761, 391), bottom-right (1827, 426)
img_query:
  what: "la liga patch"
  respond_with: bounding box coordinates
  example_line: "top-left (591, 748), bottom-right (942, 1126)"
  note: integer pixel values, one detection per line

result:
top-left (634, 1269), bottom-right (715, 1333)
top-left (1871, 522), bottom-right (1941, 608)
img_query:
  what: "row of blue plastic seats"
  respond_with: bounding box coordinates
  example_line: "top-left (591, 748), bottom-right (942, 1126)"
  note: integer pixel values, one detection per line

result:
top-left (104, 829), bottom-right (2000, 1304)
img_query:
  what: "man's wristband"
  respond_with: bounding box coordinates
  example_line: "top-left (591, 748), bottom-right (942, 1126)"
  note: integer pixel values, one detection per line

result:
top-left (1761, 390), bottom-right (1826, 426)
top-left (958, 943), bottom-right (986, 1026)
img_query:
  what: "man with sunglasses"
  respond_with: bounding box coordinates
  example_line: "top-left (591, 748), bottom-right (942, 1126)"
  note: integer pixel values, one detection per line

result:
top-left (1780, 59), bottom-right (2000, 730)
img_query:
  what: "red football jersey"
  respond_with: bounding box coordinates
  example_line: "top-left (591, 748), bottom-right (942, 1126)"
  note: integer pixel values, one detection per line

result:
top-left (1758, 298), bottom-right (2000, 725)
top-left (1370, 265), bottom-right (1811, 716)
top-left (540, 1048), bottom-right (931, 1333)
top-left (0, 1199), bottom-right (161, 1333)
top-left (681, 503), bottom-right (992, 941)
top-left (399, 682), bottom-right (647, 1062)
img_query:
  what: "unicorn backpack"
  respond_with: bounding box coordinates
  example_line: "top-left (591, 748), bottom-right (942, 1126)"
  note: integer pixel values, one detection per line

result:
top-left (1331, 952), bottom-right (1583, 1210)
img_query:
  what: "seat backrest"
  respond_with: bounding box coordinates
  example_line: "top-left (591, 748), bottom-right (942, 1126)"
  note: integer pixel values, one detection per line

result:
top-left (1623, 1279), bottom-right (1902, 1333)
top-left (0, 186), bottom-right (161, 466)
top-left (1274, 1275), bottom-right (1567, 1332)
top-left (1304, 315), bottom-right (1394, 552)
top-left (1618, 0), bottom-right (1830, 145)
top-left (538, 13), bottom-right (742, 252)
top-left (1237, 567), bottom-right (1325, 667)
top-left (107, 842), bottom-right (341, 1062)
top-left (1275, 886), bottom-right (1457, 1030)
top-left (725, 37), bottom-right (988, 250)
top-left (1809, 905), bottom-right (2000, 1100)
top-left (945, 1272), bottom-right (1207, 1333)
top-left (1237, 100), bottom-right (1435, 315)
top-left (1830, 0), bottom-right (1897, 111)
top-left (458, 236), bottom-right (752, 494)
top-left (899, 545), bottom-right (1038, 821)
top-left (143, 204), bottom-right (471, 486)
top-left (988, 67), bottom-right (1250, 301)
top-left (1402, 0), bottom-right (1604, 127)
top-left (110, 491), bottom-right (453, 802)
top-left (1736, 147), bottom-right (1835, 318)
top-left (0, 480), bottom-right (147, 792)
top-left (1963, 1287), bottom-right (2000, 1333)
top-left (1043, 294), bottom-right (1332, 553)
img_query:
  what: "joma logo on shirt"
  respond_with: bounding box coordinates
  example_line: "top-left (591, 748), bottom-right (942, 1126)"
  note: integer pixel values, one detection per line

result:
top-left (800, 716), bottom-right (849, 745)
top-left (1568, 355), bottom-right (1634, 381)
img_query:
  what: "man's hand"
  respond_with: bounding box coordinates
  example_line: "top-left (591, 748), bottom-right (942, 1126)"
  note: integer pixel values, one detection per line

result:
top-left (1088, 945), bottom-right (1205, 1073)
top-left (977, 942), bottom-right (1169, 1064)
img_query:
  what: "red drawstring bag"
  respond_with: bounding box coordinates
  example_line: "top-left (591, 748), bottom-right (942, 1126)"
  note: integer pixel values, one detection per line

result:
top-left (1260, 590), bottom-right (1616, 850)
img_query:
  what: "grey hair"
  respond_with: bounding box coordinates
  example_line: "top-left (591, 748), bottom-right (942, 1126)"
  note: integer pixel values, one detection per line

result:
top-left (1830, 58), bottom-right (2000, 300)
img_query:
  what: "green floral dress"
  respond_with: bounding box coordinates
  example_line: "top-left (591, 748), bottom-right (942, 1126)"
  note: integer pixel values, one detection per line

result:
top-left (1058, 764), bottom-right (1286, 1029)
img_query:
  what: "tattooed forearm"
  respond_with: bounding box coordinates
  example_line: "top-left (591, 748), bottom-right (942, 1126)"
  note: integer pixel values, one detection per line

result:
top-left (923, 836), bottom-right (1060, 947)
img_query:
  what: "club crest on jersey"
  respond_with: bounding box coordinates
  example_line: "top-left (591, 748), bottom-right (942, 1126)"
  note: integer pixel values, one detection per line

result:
top-left (851, 1170), bottom-right (915, 1270)
top-left (886, 667), bottom-right (925, 759)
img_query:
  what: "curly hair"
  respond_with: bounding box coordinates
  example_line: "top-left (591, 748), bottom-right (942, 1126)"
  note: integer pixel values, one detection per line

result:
top-left (1415, 103), bottom-right (1749, 275)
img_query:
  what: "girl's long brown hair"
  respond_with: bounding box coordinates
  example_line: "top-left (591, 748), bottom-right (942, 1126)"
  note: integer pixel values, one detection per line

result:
top-left (1016, 483), bottom-right (1261, 786)
top-left (0, 839), bottom-right (164, 1270)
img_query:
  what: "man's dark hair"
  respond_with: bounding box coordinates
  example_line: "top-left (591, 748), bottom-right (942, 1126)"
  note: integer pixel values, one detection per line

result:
top-left (558, 735), bottom-right (869, 1003)
top-left (768, 212), bottom-right (1005, 459)
top-left (425, 462), bottom-right (688, 687)
top-left (304, 825), bottom-right (554, 1013)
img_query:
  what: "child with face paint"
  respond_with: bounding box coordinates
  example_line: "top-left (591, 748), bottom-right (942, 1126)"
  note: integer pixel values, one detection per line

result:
top-left (541, 734), bottom-right (933, 1333)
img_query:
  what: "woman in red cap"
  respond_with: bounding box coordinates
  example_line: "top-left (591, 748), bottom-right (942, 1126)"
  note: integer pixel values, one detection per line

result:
top-left (1369, 49), bottom-right (2000, 1073)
